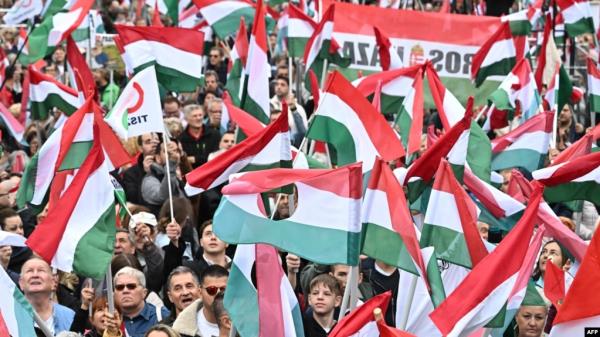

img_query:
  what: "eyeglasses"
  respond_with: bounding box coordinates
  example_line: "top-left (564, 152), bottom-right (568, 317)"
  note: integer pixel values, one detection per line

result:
top-left (115, 283), bottom-right (139, 291)
top-left (204, 285), bottom-right (226, 296)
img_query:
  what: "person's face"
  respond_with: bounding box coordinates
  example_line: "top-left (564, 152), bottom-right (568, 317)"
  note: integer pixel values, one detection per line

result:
top-left (477, 222), bottom-right (489, 241)
top-left (559, 105), bottom-right (572, 123)
top-left (274, 79), bottom-right (289, 98)
top-left (209, 51), bottom-right (221, 66)
top-left (200, 225), bottom-right (227, 255)
top-left (219, 134), bottom-right (235, 150)
top-left (330, 265), bottom-right (349, 291)
top-left (114, 232), bottom-right (135, 255)
top-left (187, 108), bottom-right (204, 129)
top-left (200, 276), bottom-right (227, 309)
top-left (168, 272), bottom-right (200, 313)
top-left (205, 75), bottom-right (219, 92)
top-left (308, 283), bottom-right (340, 316)
top-left (515, 306), bottom-right (547, 337)
top-left (164, 101), bottom-right (181, 118)
top-left (30, 138), bottom-right (40, 154)
top-left (276, 68), bottom-right (289, 79)
top-left (208, 102), bottom-right (222, 126)
top-left (4, 215), bottom-right (24, 236)
top-left (500, 170), bottom-right (512, 193)
top-left (19, 259), bottom-right (54, 295)
top-left (140, 133), bottom-right (159, 156)
top-left (539, 242), bottom-right (564, 274)
top-left (0, 245), bottom-right (12, 266)
top-left (276, 194), bottom-right (289, 218)
top-left (91, 307), bottom-right (107, 332)
top-left (44, 66), bottom-right (57, 78)
top-left (114, 274), bottom-right (147, 312)
top-left (53, 49), bottom-right (66, 62)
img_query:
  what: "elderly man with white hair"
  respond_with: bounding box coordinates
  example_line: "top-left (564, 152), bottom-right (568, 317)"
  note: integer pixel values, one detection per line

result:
top-left (114, 266), bottom-right (170, 337)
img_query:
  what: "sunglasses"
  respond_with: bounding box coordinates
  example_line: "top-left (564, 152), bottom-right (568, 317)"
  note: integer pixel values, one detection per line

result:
top-left (204, 285), bottom-right (226, 296)
top-left (115, 283), bottom-right (138, 291)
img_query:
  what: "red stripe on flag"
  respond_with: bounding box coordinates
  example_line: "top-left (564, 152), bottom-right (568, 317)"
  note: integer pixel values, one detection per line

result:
top-left (115, 25), bottom-right (205, 55)
top-left (544, 259), bottom-right (566, 308)
top-left (329, 291), bottom-right (392, 337)
top-left (256, 244), bottom-right (286, 337)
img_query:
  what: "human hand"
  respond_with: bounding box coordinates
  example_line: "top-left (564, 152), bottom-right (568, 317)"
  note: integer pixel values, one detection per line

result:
top-left (143, 156), bottom-right (154, 173)
top-left (286, 253), bottom-right (301, 274)
top-left (80, 284), bottom-right (94, 310)
top-left (166, 221), bottom-right (181, 247)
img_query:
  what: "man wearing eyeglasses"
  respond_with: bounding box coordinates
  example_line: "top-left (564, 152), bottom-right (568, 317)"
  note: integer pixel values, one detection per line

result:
top-left (173, 265), bottom-right (229, 337)
top-left (114, 266), bottom-right (170, 337)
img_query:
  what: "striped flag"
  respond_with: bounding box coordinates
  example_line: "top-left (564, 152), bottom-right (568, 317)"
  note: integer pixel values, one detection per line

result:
top-left (373, 25), bottom-right (403, 71)
top-left (329, 292), bottom-right (392, 337)
top-left (491, 111), bottom-right (553, 173)
top-left (184, 112), bottom-right (291, 195)
top-left (66, 36), bottom-right (96, 99)
top-left (20, 0), bottom-right (93, 64)
top-left (302, 5), bottom-right (350, 90)
top-left (587, 58), bottom-right (600, 114)
top-left (71, 9), bottom-right (105, 49)
top-left (3, 0), bottom-right (43, 25)
top-left (192, 0), bottom-right (275, 38)
top-left (0, 267), bottom-right (36, 337)
top-left (548, 226), bottom-right (600, 336)
top-left (402, 98), bottom-right (473, 202)
top-left (353, 64), bottom-right (420, 117)
top-left (241, 0), bottom-right (271, 124)
top-left (306, 71), bottom-right (404, 172)
top-left (430, 188), bottom-right (542, 337)
top-left (0, 103), bottom-right (24, 143)
top-left (421, 159), bottom-right (488, 269)
top-left (213, 163), bottom-right (363, 265)
top-left (287, 4), bottom-right (316, 58)
top-left (225, 17), bottom-right (248, 107)
top-left (26, 127), bottom-right (117, 279)
top-left (104, 66), bottom-right (164, 139)
top-left (500, 6), bottom-right (541, 36)
top-left (533, 151), bottom-right (600, 205)
top-left (487, 58), bottom-right (541, 125)
top-left (556, 0), bottom-right (595, 36)
top-left (115, 25), bottom-right (204, 92)
top-left (471, 21), bottom-right (528, 87)
top-left (395, 69), bottom-right (423, 156)
top-left (28, 66), bottom-right (81, 120)
top-left (426, 64), bottom-right (464, 130)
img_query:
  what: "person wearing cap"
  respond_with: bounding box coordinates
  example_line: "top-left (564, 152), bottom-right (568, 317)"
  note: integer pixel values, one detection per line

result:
top-left (128, 209), bottom-right (165, 294)
top-left (514, 281), bottom-right (548, 337)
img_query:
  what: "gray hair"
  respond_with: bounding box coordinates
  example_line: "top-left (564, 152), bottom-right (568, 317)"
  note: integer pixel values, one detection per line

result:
top-left (183, 104), bottom-right (203, 118)
top-left (167, 266), bottom-right (199, 290)
top-left (114, 266), bottom-right (146, 288)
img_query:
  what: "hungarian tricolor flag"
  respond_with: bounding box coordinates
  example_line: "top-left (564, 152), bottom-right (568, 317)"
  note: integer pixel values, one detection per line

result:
top-left (329, 292), bottom-right (393, 337)
top-left (115, 25), bottom-right (204, 92)
top-left (213, 163), bottom-right (363, 265)
top-left (66, 36), bottom-right (96, 99)
top-left (491, 111), bottom-right (553, 173)
top-left (426, 63), bottom-right (464, 130)
top-left (430, 188), bottom-right (542, 337)
top-left (241, 0), bottom-right (271, 124)
top-left (587, 58), bottom-right (600, 114)
top-left (302, 5), bottom-right (350, 90)
top-left (373, 25), bottom-right (403, 71)
top-left (395, 69), bottom-right (424, 156)
top-left (20, 0), bottom-right (93, 64)
top-left (28, 65), bottom-right (81, 120)
top-left (362, 157), bottom-right (445, 306)
top-left (0, 267), bottom-right (36, 337)
top-left (192, 0), bottom-right (275, 39)
top-left (532, 151), bottom-right (600, 205)
top-left (556, 0), bottom-right (595, 37)
top-left (549, 225), bottom-right (600, 336)
top-left (224, 17), bottom-right (248, 107)
top-left (224, 244), bottom-right (304, 337)
top-left (287, 4), bottom-right (316, 59)
top-left (421, 159), bottom-right (489, 269)
top-left (26, 125), bottom-right (117, 279)
top-left (471, 21), bottom-right (529, 87)
top-left (353, 64), bottom-right (421, 117)
top-left (306, 71), bottom-right (404, 172)
top-left (487, 58), bottom-right (541, 126)
top-left (184, 112), bottom-right (291, 196)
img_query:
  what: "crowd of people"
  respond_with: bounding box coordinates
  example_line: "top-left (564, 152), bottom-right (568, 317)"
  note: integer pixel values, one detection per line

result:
top-left (0, 0), bottom-right (596, 337)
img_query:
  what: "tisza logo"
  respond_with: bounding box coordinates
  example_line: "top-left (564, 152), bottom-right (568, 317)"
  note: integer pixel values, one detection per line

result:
top-left (125, 82), bottom-right (148, 126)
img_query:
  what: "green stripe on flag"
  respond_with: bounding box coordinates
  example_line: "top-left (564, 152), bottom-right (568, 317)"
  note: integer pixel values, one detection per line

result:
top-left (134, 62), bottom-right (202, 93)
top-left (72, 205), bottom-right (116, 279)
top-left (288, 37), bottom-right (309, 59)
top-left (58, 141), bottom-right (93, 171)
top-left (475, 57), bottom-right (516, 88)
top-left (214, 197), bottom-right (361, 265)
top-left (224, 263), bottom-right (259, 337)
top-left (565, 18), bottom-right (595, 37)
top-left (361, 223), bottom-right (418, 274)
top-left (30, 94), bottom-right (78, 120)
top-left (306, 115), bottom-right (357, 166)
top-left (491, 148), bottom-right (545, 173)
top-left (420, 224), bottom-right (473, 268)
top-left (467, 121), bottom-right (492, 183)
top-left (543, 181), bottom-right (600, 206)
